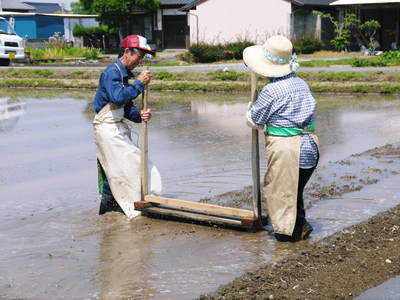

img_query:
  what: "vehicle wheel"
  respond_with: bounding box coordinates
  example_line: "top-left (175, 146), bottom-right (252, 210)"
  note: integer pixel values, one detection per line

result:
top-left (0, 59), bottom-right (10, 66)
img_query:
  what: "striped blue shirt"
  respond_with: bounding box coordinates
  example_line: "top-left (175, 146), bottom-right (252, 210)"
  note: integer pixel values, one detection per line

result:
top-left (250, 73), bottom-right (319, 168)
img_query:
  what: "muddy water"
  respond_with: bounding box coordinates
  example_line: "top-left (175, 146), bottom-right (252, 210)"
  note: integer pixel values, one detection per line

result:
top-left (356, 276), bottom-right (400, 300)
top-left (1, 91), bottom-right (400, 299)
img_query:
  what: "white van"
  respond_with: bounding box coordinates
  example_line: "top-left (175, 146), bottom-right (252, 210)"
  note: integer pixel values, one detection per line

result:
top-left (0, 17), bottom-right (25, 66)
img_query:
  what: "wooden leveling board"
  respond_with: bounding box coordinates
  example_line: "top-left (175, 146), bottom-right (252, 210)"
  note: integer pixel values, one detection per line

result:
top-left (136, 70), bottom-right (266, 231)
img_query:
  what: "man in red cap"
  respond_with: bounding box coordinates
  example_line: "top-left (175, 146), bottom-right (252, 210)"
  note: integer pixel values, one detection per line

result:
top-left (92, 35), bottom-right (156, 218)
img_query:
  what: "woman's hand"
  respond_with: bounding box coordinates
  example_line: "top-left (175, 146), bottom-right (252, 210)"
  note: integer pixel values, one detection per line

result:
top-left (140, 109), bottom-right (152, 122)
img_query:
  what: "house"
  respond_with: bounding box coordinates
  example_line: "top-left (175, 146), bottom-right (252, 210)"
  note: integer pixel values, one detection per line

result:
top-left (0, 0), bottom-right (98, 46)
top-left (119, 0), bottom-right (192, 50)
top-left (180, 0), bottom-right (303, 45)
top-left (291, 0), bottom-right (337, 47)
top-left (159, 0), bottom-right (192, 48)
top-left (22, 2), bottom-right (65, 39)
top-left (0, 0), bottom-right (35, 12)
top-left (330, 0), bottom-right (400, 50)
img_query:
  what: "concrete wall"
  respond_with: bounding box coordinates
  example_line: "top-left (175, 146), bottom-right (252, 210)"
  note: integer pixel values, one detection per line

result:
top-left (188, 0), bottom-right (292, 45)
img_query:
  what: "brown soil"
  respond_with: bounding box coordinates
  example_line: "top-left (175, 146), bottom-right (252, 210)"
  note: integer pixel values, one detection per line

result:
top-left (199, 205), bottom-right (400, 300)
top-left (201, 143), bottom-right (400, 212)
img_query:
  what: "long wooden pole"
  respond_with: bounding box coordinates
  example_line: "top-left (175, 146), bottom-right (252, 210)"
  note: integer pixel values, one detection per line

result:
top-left (140, 66), bottom-right (149, 201)
top-left (250, 72), bottom-right (262, 222)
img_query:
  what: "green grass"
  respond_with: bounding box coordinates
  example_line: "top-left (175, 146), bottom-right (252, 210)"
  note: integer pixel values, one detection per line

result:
top-left (300, 55), bottom-right (400, 68)
top-left (209, 71), bottom-right (239, 81)
top-left (380, 86), bottom-right (400, 94)
top-left (26, 46), bottom-right (102, 61)
top-left (147, 61), bottom-right (190, 67)
top-left (1, 69), bottom-right (400, 94)
top-left (351, 84), bottom-right (369, 93)
top-left (299, 58), bottom-right (355, 67)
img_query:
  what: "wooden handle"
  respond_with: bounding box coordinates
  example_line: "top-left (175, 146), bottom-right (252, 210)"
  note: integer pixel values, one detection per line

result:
top-left (250, 72), bottom-right (261, 221)
top-left (140, 66), bottom-right (149, 200)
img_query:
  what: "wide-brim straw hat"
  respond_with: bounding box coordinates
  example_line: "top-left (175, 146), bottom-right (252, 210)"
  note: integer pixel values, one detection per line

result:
top-left (243, 35), bottom-right (299, 78)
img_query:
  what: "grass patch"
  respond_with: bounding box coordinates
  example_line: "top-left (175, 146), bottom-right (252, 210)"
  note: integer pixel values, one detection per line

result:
top-left (147, 61), bottom-right (189, 67)
top-left (27, 46), bottom-right (101, 61)
top-left (1, 69), bottom-right (400, 94)
top-left (0, 78), bottom-right (65, 88)
top-left (209, 71), bottom-right (239, 81)
top-left (299, 51), bottom-right (360, 58)
top-left (380, 85), bottom-right (400, 94)
top-left (309, 83), bottom-right (330, 93)
top-left (300, 54), bottom-right (400, 68)
top-left (300, 58), bottom-right (354, 67)
top-left (351, 84), bottom-right (369, 93)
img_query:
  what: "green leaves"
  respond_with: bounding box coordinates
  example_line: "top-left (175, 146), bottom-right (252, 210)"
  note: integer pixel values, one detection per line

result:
top-left (73, 0), bottom-right (160, 31)
top-left (313, 10), bottom-right (381, 52)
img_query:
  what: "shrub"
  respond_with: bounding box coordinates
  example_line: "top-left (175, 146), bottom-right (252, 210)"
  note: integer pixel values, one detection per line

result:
top-left (177, 51), bottom-right (194, 63)
top-left (72, 24), bottom-right (114, 37)
top-left (225, 40), bottom-right (254, 59)
top-left (292, 37), bottom-right (323, 54)
top-left (189, 40), bottom-right (255, 62)
top-left (189, 43), bottom-right (224, 63)
top-left (83, 48), bottom-right (101, 60)
top-left (381, 50), bottom-right (400, 60)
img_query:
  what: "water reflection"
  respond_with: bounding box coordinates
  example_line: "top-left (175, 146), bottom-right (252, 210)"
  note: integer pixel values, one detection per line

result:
top-left (96, 215), bottom-right (271, 299)
top-left (98, 217), bottom-right (156, 299)
top-left (0, 97), bottom-right (26, 132)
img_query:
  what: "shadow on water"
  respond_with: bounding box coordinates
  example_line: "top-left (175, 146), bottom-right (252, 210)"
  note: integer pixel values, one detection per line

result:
top-left (1, 89), bottom-right (400, 299)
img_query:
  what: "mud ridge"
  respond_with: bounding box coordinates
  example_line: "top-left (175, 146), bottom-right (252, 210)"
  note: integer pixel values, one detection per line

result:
top-left (199, 204), bottom-right (400, 299)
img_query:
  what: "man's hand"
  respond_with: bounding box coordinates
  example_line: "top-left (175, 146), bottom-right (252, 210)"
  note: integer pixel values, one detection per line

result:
top-left (140, 109), bottom-right (152, 122)
top-left (137, 70), bottom-right (152, 85)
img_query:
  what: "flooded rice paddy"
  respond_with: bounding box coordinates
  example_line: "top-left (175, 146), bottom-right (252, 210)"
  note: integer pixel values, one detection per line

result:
top-left (1, 90), bottom-right (400, 299)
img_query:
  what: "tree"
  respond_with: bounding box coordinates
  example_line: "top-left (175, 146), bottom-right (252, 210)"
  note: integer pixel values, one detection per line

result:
top-left (313, 11), bottom-right (380, 52)
top-left (73, 0), bottom-right (160, 40)
top-left (71, 0), bottom-right (94, 13)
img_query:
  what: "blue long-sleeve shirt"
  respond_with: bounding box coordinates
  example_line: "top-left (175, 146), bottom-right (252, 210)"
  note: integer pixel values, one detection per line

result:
top-left (93, 59), bottom-right (144, 122)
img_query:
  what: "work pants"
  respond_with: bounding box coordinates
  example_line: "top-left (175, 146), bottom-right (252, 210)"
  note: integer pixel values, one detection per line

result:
top-left (275, 167), bottom-right (316, 242)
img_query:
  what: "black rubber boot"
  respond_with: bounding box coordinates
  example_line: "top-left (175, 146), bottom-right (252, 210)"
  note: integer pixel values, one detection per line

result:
top-left (99, 194), bottom-right (124, 215)
top-left (300, 220), bottom-right (313, 240)
top-left (275, 220), bottom-right (313, 242)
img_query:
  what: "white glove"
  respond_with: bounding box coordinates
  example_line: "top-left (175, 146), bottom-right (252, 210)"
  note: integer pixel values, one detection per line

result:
top-left (246, 102), bottom-right (263, 129)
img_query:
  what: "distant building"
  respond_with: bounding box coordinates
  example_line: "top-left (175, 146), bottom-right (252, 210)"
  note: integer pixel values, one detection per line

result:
top-left (117, 0), bottom-right (192, 50)
top-left (0, 0), bottom-right (35, 12)
top-left (330, 0), bottom-right (400, 51)
top-left (180, 0), bottom-right (303, 45)
top-left (0, 0), bottom-right (98, 45)
top-left (291, 0), bottom-right (337, 48)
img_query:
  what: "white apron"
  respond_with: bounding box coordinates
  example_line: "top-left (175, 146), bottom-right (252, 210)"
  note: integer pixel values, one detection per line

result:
top-left (264, 133), bottom-right (319, 235)
top-left (93, 63), bottom-right (161, 218)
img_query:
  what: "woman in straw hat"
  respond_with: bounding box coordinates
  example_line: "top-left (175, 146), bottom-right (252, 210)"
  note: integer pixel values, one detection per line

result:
top-left (244, 35), bottom-right (319, 242)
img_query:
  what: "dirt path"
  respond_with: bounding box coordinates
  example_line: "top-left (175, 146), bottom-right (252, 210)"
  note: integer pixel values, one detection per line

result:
top-left (199, 204), bottom-right (400, 300)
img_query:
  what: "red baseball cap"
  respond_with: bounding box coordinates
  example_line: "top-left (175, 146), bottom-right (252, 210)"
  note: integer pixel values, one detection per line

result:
top-left (121, 35), bottom-right (156, 55)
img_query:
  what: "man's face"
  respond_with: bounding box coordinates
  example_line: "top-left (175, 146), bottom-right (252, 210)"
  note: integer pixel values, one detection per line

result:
top-left (125, 48), bottom-right (146, 70)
